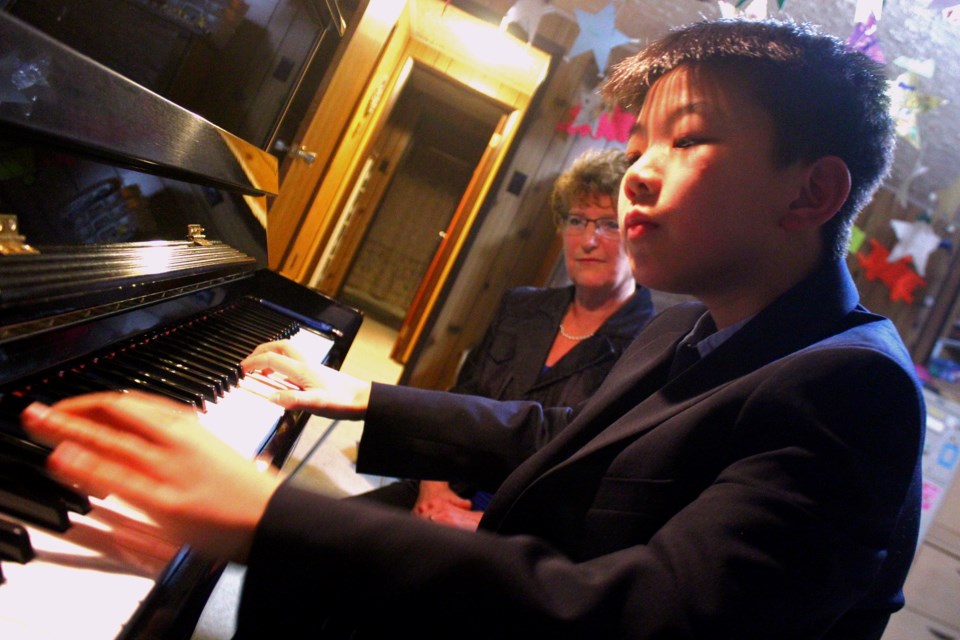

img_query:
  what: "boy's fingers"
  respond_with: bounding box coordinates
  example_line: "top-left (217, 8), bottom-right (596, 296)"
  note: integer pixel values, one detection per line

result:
top-left (22, 392), bottom-right (193, 448)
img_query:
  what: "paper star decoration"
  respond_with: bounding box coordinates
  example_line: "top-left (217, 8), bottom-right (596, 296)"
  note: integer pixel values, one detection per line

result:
top-left (570, 90), bottom-right (604, 129)
top-left (500, 0), bottom-right (561, 44)
top-left (566, 3), bottom-right (634, 74)
top-left (889, 219), bottom-right (943, 276)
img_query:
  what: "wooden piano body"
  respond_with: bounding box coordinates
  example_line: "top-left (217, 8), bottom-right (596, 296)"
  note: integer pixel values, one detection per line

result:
top-left (0, 12), bottom-right (363, 638)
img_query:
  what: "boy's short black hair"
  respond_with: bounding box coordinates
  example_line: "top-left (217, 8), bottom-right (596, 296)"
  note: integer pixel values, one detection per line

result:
top-left (603, 19), bottom-right (895, 260)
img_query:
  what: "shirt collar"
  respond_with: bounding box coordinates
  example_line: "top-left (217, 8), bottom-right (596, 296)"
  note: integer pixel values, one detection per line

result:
top-left (680, 312), bottom-right (752, 359)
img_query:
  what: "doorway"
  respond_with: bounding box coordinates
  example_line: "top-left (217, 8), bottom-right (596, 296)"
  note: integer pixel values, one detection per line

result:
top-left (271, 0), bottom-right (551, 365)
top-left (316, 65), bottom-right (505, 326)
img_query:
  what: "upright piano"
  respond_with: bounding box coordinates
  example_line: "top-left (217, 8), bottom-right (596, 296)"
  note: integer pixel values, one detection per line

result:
top-left (0, 12), bottom-right (363, 638)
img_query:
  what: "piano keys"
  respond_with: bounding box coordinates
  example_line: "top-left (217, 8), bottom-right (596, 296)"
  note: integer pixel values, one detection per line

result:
top-left (0, 11), bottom-right (363, 639)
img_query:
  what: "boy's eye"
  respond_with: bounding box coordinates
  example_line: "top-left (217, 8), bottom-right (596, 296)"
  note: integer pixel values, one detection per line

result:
top-left (674, 137), bottom-right (698, 149)
top-left (624, 150), bottom-right (643, 164)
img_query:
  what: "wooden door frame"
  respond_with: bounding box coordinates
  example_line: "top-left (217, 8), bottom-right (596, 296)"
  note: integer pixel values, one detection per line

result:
top-left (273, 0), bottom-right (550, 364)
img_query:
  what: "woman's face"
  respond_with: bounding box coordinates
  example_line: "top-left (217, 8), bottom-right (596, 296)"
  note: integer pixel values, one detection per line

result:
top-left (562, 194), bottom-right (634, 296)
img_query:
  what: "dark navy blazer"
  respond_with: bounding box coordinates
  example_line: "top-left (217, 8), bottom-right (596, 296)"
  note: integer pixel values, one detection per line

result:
top-left (237, 260), bottom-right (924, 639)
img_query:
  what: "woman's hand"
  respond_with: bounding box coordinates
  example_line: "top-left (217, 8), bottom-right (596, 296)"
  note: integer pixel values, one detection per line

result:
top-left (21, 391), bottom-right (281, 563)
top-left (413, 480), bottom-right (472, 514)
top-left (413, 481), bottom-right (481, 531)
top-left (241, 340), bottom-right (371, 420)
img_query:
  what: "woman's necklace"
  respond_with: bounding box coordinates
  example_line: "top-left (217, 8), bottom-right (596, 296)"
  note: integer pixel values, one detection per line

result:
top-left (559, 307), bottom-right (595, 341)
top-left (559, 323), bottom-right (594, 341)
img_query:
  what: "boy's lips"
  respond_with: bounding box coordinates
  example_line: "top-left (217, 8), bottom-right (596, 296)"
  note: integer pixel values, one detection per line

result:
top-left (622, 211), bottom-right (658, 240)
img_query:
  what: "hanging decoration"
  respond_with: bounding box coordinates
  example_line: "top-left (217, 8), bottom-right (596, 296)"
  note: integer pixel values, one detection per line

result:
top-left (556, 97), bottom-right (635, 143)
top-left (892, 155), bottom-right (930, 209)
top-left (846, 13), bottom-right (885, 63)
top-left (500, 0), bottom-right (561, 44)
top-left (888, 216), bottom-right (943, 276)
top-left (565, 3), bottom-right (634, 75)
top-left (935, 174), bottom-right (960, 223)
top-left (854, 0), bottom-right (884, 22)
top-left (887, 57), bottom-right (945, 150)
top-left (719, 0), bottom-right (768, 20)
top-left (592, 104), bottom-right (636, 142)
top-left (557, 89), bottom-right (605, 137)
top-left (733, 0), bottom-right (786, 8)
top-left (848, 225), bottom-right (867, 254)
top-left (926, 0), bottom-right (960, 11)
top-left (856, 239), bottom-right (928, 304)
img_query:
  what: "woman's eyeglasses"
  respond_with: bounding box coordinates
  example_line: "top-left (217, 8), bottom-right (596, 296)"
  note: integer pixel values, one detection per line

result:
top-left (561, 215), bottom-right (620, 237)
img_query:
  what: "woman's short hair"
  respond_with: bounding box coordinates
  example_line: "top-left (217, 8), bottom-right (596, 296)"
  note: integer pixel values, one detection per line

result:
top-left (551, 148), bottom-right (630, 227)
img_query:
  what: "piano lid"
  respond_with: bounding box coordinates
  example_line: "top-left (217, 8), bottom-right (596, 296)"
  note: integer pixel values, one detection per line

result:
top-left (0, 11), bottom-right (278, 197)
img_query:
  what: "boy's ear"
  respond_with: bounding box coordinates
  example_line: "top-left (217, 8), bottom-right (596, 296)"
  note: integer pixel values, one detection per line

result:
top-left (781, 156), bottom-right (851, 231)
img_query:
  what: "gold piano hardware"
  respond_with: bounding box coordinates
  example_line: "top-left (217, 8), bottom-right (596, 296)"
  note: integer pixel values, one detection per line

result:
top-left (0, 214), bottom-right (39, 255)
top-left (187, 224), bottom-right (212, 246)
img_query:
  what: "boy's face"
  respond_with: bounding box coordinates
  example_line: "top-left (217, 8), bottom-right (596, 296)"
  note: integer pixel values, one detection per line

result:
top-left (618, 64), bottom-right (806, 309)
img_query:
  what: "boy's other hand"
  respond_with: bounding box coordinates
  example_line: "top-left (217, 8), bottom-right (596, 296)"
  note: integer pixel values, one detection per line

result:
top-left (241, 340), bottom-right (372, 420)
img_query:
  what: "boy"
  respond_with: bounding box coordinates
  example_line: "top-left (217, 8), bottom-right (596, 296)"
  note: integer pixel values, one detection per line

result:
top-left (24, 19), bottom-right (924, 639)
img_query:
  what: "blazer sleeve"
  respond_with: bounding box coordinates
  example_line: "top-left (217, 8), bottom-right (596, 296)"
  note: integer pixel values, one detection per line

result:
top-left (237, 347), bottom-right (922, 639)
top-left (355, 382), bottom-right (575, 487)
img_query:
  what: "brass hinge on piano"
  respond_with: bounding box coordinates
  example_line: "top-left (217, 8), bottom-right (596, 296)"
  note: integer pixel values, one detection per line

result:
top-left (0, 215), bottom-right (39, 256)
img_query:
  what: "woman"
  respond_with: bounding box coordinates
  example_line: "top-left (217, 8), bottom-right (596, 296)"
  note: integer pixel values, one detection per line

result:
top-left (366, 148), bottom-right (655, 529)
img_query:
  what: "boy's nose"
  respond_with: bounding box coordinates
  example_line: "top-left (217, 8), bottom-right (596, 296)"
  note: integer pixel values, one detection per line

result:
top-left (622, 155), bottom-right (661, 203)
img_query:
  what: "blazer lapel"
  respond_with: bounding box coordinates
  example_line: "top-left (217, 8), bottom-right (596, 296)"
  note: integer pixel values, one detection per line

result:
top-left (485, 260), bottom-right (863, 528)
top-left (507, 292), bottom-right (570, 395)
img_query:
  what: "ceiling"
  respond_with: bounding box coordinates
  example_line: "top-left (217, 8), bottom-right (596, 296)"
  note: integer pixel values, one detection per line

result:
top-left (471, 0), bottom-right (960, 222)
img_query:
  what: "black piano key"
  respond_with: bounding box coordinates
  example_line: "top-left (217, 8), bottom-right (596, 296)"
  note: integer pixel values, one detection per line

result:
top-left (230, 310), bottom-right (292, 337)
top-left (0, 472), bottom-right (70, 533)
top-left (94, 359), bottom-right (207, 410)
top-left (73, 367), bottom-right (200, 411)
top-left (226, 306), bottom-right (295, 335)
top-left (135, 343), bottom-right (233, 391)
top-left (44, 372), bottom-right (107, 398)
top-left (0, 393), bottom-right (33, 425)
top-left (147, 340), bottom-right (241, 385)
top-left (0, 517), bottom-right (34, 564)
top-left (214, 317), bottom-right (280, 345)
top-left (111, 352), bottom-right (219, 403)
top-left (0, 431), bottom-right (51, 468)
top-left (0, 452), bottom-right (91, 516)
top-left (186, 324), bottom-right (261, 357)
top-left (164, 324), bottom-right (250, 363)
top-left (122, 349), bottom-right (225, 397)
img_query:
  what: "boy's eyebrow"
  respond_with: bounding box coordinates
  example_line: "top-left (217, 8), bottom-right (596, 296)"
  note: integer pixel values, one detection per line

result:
top-left (629, 101), bottom-right (710, 139)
